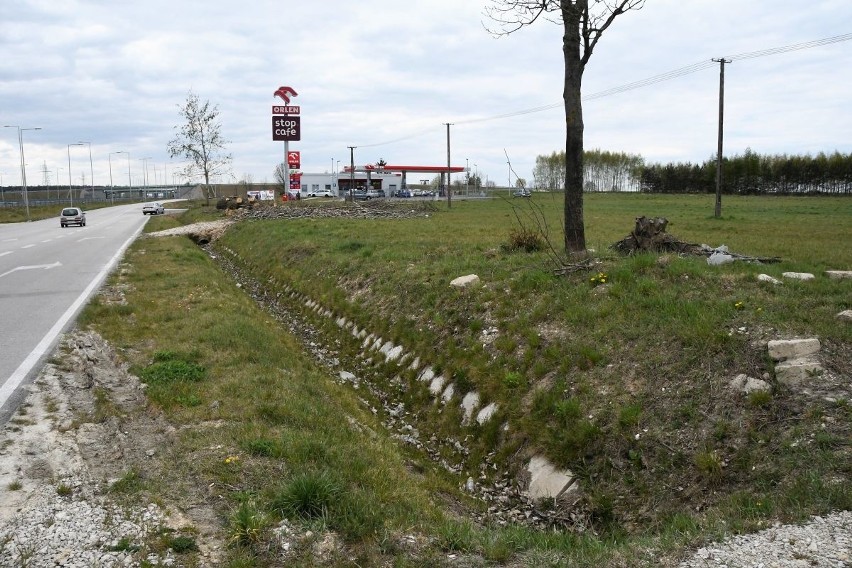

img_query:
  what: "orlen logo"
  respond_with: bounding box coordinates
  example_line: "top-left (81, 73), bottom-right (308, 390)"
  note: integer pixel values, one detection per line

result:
top-left (274, 86), bottom-right (298, 104)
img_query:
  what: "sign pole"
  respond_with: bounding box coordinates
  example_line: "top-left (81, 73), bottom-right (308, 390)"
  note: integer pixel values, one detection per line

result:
top-left (283, 140), bottom-right (289, 205)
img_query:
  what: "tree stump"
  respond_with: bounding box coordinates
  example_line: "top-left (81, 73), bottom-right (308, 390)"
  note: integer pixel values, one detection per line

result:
top-left (611, 216), bottom-right (702, 255)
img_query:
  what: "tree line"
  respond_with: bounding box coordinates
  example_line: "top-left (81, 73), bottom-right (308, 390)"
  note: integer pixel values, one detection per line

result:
top-left (533, 148), bottom-right (852, 195)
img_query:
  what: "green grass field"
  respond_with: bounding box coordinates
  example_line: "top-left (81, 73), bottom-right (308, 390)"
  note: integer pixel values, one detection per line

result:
top-left (22, 193), bottom-right (852, 566)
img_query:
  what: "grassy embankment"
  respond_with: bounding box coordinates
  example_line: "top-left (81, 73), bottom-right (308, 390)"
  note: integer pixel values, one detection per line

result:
top-left (64, 193), bottom-right (851, 566)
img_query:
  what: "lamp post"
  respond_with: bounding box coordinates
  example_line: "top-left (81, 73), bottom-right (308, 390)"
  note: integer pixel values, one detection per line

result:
top-left (474, 163), bottom-right (479, 193)
top-left (140, 157), bottom-right (152, 201)
top-left (109, 152), bottom-right (126, 204)
top-left (108, 151), bottom-right (126, 189)
top-left (77, 141), bottom-right (94, 198)
top-left (67, 143), bottom-right (84, 206)
top-left (347, 146), bottom-right (356, 200)
top-left (466, 158), bottom-right (469, 196)
top-left (4, 125), bottom-right (42, 221)
top-left (54, 167), bottom-right (63, 201)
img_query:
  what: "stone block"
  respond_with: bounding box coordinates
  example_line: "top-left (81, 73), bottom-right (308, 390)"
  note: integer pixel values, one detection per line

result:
top-left (837, 310), bottom-right (852, 323)
top-left (826, 270), bottom-right (852, 280)
top-left (450, 274), bottom-right (481, 288)
top-left (476, 402), bottom-right (498, 424)
top-left (729, 374), bottom-right (771, 393)
top-left (757, 274), bottom-right (782, 285)
top-left (767, 338), bottom-right (820, 361)
top-left (782, 272), bottom-right (815, 281)
top-left (461, 391), bottom-right (480, 423)
top-left (775, 357), bottom-right (823, 385)
top-left (525, 456), bottom-right (579, 500)
top-left (429, 375), bottom-right (446, 396)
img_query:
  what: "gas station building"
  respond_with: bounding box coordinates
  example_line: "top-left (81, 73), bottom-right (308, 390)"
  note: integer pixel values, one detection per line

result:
top-left (297, 164), bottom-right (466, 196)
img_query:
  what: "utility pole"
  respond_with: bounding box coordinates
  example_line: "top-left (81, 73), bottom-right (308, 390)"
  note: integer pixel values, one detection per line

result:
top-left (348, 146), bottom-right (356, 201)
top-left (713, 58), bottom-right (731, 218)
top-left (444, 123), bottom-right (452, 208)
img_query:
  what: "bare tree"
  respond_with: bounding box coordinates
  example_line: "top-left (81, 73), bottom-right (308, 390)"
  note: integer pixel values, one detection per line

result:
top-left (486, 0), bottom-right (644, 253)
top-left (167, 91), bottom-right (232, 206)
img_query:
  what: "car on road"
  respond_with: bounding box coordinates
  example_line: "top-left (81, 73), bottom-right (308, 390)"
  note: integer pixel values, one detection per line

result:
top-left (309, 189), bottom-right (334, 197)
top-left (60, 207), bottom-right (86, 227)
top-left (352, 190), bottom-right (369, 201)
top-left (366, 189), bottom-right (382, 199)
top-left (142, 202), bottom-right (165, 215)
top-left (512, 190), bottom-right (531, 198)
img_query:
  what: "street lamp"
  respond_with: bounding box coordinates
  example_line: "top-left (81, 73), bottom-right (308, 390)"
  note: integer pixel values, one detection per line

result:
top-left (109, 151), bottom-right (127, 203)
top-left (67, 143), bottom-right (85, 206)
top-left (77, 141), bottom-right (94, 197)
top-left (55, 167), bottom-right (63, 201)
top-left (108, 151), bottom-right (126, 189)
top-left (140, 157), bottom-right (152, 200)
top-left (3, 125), bottom-right (42, 221)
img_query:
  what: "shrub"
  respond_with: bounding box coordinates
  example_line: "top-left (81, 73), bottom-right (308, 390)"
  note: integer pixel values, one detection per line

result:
top-left (505, 226), bottom-right (544, 252)
top-left (272, 471), bottom-right (340, 519)
top-left (695, 450), bottom-right (723, 483)
top-left (229, 501), bottom-right (267, 547)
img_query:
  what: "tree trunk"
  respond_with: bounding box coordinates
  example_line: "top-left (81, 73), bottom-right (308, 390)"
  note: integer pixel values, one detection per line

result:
top-left (562, 2), bottom-right (586, 253)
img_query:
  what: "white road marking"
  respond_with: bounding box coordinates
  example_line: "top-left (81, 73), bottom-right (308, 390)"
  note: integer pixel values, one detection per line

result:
top-left (0, 224), bottom-right (145, 408)
top-left (0, 262), bottom-right (62, 280)
top-left (0, 251), bottom-right (12, 258)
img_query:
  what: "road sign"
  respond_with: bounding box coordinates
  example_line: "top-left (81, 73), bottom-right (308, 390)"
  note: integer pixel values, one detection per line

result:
top-left (273, 105), bottom-right (300, 115)
top-left (272, 116), bottom-right (300, 141)
top-left (287, 151), bottom-right (300, 168)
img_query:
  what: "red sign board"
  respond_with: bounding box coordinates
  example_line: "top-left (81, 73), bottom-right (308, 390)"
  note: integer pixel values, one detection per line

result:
top-left (272, 116), bottom-right (300, 141)
top-left (273, 105), bottom-right (300, 115)
top-left (287, 151), bottom-right (300, 168)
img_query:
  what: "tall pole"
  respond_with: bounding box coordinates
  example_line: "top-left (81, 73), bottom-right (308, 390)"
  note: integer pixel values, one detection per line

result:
top-left (348, 146), bottom-right (356, 201)
top-left (79, 141), bottom-right (94, 199)
top-left (283, 141), bottom-right (290, 203)
top-left (445, 123), bottom-right (452, 208)
top-left (126, 153), bottom-right (132, 198)
top-left (713, 58), bottom-right (730, 218)
top-left (109, 151), bottom-right (126, 203)
top-left (465, 158), bottom-right (469, 196)
top-left (3, 125), bottom-right (41, 221)
top-left (141, 157), bottom-right (152, 201)
top-left (67, 143), bottom-right (83, 206)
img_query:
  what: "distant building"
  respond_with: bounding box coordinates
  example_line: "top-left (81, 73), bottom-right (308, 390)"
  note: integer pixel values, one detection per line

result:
top-left (296, 170), bottom-right (403, 196)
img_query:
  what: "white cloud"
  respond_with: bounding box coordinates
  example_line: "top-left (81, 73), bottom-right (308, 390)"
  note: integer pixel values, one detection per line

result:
top-left (1, 0), bottom-right (849, 187)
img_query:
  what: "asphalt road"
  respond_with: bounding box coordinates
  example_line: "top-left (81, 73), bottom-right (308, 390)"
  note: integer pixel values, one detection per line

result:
top-left (0, 202), bottom-right (150, 423)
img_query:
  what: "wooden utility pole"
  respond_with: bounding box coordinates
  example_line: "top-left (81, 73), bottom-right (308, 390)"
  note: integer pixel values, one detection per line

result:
top-left (445, 123), bottom-right (452, 208)
top-left (348, 146), bottom-right (356, 201)
top-left (713, 58), bottom-right (731, 218)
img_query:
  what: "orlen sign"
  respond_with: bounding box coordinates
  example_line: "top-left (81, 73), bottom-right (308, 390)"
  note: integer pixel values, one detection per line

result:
top-left (272, 116), bottom-right (300, 141)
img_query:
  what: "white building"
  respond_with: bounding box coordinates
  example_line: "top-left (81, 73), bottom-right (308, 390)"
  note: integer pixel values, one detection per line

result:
top-left (295, 169), bottom-right (404, 196)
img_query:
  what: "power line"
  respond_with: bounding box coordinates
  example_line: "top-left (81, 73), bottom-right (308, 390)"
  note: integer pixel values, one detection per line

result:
top-left (356, 32), bottom-right (852, 146)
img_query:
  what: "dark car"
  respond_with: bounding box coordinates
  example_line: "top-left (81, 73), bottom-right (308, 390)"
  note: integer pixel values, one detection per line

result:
top-left (60, 207), bottom-right (86, 227)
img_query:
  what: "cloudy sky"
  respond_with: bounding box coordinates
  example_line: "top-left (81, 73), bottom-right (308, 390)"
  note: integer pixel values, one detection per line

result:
top-left (1, 0), bottom-right (850, 189)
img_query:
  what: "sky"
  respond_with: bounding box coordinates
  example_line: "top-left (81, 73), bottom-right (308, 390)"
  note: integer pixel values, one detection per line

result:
top-left (1, 0), bottom-right (850, 189)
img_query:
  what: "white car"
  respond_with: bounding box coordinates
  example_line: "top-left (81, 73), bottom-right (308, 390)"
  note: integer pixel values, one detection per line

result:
top-left (143, 202), bottom-right (165, 215)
